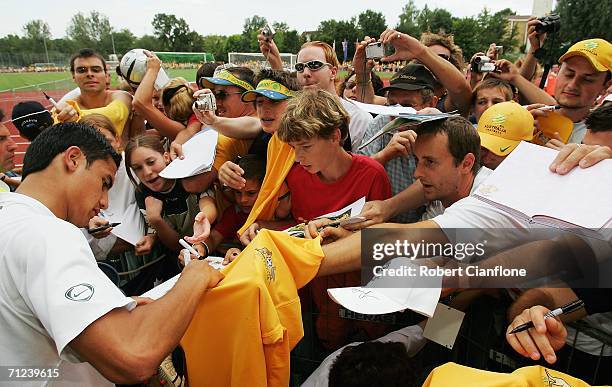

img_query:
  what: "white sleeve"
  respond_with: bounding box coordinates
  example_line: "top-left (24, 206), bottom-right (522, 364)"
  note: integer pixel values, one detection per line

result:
top-left (23, 219), bottom-right (135, 360)
top-left (432, 196), bottom-right (532, 254)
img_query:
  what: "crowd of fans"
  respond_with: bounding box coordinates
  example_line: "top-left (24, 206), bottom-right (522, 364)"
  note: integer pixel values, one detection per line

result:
top-left (1, 15), bottom-right (611, 387)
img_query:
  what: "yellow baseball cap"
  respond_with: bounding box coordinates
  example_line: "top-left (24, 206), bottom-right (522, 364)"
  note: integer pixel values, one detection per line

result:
top-left (477, 101), bottom-right (534, 156)
top-left (559, 38), bottom-right (612, 72)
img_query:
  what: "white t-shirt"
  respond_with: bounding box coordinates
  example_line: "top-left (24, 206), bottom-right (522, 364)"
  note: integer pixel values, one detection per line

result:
top-left (568, 120), bottom-right (587, 144)
top-left (340, 98), bottom-right (373, 150)
top-left (82, 156), bottom-right (143, 259)
top-left (0, 192), bottom-right (136, 386)
top-left (301, 325), bottom-right (425, 387)
top-left (422, 166), bottom-right (493, 221)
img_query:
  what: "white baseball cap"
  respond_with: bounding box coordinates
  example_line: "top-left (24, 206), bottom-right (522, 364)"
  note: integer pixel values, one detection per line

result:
top-left (327, 258), bottom-right (442, 317)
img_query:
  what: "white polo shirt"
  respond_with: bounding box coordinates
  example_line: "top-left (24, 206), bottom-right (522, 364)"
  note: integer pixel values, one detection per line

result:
top-left (0, 192), bottom-right (136, 386)
top-left (340, 98), bottom-right (373, 150)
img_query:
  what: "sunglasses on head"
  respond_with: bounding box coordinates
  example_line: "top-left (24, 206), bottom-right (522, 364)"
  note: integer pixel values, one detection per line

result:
top-left (294, 60), bottom-right (332, 73)
top-left (162, 84), bottom-right (188, 106)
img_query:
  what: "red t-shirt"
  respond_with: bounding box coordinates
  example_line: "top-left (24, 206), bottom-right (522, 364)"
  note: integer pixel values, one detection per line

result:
top-left (286, 153), bottom-right (392, 221)
top-left (287, 154), bottom-right (393, 350)
top-left (215, 205), bottom-right (249, 240)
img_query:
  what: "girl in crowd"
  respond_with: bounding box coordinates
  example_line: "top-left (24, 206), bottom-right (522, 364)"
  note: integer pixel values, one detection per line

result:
top-left (124, 134), bottom-right (214, 259)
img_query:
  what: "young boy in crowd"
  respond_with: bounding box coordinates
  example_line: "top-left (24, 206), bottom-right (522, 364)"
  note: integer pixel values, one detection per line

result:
top-left (190, 155), bottom-right (266, 263)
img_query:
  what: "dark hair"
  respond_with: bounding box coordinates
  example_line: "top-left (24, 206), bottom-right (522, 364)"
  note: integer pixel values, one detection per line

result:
top-left (585, 104), bottom-right (612, 133)
top-left (0, 109), bottom-right (4, 121)
top-left (226, 66), bottom-right (255, 91)
top-left (124, 134), bottom-right (167, 187)
top-left (253, 68), bottom-right (301, 92)
top-left (337, 70), bottom-right (385, 97)
top-left (417, 116), bottom-right (481, 174)
top-left (70, 48), bottom-right (107, 73)
top-left (237, 154), bottom-right (265, 184)
top-left (471, 78), bottom-right (514, 106)
top-left (22, 122), bottom-right (121, 179)
top-left (328, 341), bottom-right (417, 387)
top-left (196, 62), bottom-right (223, 88)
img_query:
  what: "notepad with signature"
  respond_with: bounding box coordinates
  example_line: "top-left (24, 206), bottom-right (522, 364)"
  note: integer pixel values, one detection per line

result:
top-left (473, 141), bottom-right (612, 235)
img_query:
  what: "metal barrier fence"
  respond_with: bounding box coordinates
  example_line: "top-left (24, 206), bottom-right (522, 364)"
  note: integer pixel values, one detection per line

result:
top-left (290, 290), bottom-right (612, 385)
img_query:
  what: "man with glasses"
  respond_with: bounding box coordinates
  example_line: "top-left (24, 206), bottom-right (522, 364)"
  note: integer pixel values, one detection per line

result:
top-left (54, 49), bottom-right (133, 137)
top-left (295, 41), bottom-right (373, 150)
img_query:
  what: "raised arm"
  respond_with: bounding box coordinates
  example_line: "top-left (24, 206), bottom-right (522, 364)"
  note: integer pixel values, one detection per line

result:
top-left (132, 51), bottom-right (185, 140)
top-left (380, 29), bottom-right (472, 116)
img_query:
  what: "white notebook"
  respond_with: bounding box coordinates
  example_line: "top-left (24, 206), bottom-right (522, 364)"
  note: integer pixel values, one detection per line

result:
top-left (160, 128), bottom-right (218, 179)
top-left (473, 142), bottom-right (612, 233)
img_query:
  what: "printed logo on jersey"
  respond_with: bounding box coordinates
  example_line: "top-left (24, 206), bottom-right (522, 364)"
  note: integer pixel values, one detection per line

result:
top-left (65, 283), bottom-right (95, 302)
top-left (255, 247), bottom-right (276, 282)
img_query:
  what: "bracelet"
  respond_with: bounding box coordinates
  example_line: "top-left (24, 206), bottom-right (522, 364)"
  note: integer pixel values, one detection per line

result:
top-left (201, 242), bottom-right (210, 258)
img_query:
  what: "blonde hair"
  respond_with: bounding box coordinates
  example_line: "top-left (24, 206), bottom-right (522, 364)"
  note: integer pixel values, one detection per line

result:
top-left (80, 113), bottom-right (118, 137)
top-left (278, 89), bottom-right (349, 144)
top-left (300, 41), bottom-right (340, 68)
top-left (162, 77), bottom-right (195, 123)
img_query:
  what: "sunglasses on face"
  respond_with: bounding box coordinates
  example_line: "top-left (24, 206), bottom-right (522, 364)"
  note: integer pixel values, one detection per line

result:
top-left (345, 81), bottom-right (357, 89)
top-left (294, 60), bottom-right (332, 73)
top-left (438, 53), bottom-right (451, 61)
top-left (213, 90), bottom-right (243, 100)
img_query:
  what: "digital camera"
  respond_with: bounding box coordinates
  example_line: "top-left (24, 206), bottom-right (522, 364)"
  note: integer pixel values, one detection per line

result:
top-left (261, 24), bottom-right (275, 41)
top-left (471, 56), bottom-right (497, 73)
top-left (535, 14), bottom-right (561, 34)
top-left (365, 42), bottom-right (385, 60)
top-left (194, 93), bottom-right (217, 112)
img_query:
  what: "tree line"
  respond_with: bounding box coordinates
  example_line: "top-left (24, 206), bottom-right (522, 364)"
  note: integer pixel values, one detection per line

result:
top-left (1, 0), bottom-right (609, 66)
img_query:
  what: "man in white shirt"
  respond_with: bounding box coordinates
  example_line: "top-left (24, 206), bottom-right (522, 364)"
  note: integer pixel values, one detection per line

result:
top-left (0, 122), bottom-right (222, 385)
top-left (295, 41), bottom-right (373, 150)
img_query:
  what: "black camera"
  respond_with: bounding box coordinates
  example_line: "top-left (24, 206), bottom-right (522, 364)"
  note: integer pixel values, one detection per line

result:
top-left (535, 14), bottom-right (561, 34)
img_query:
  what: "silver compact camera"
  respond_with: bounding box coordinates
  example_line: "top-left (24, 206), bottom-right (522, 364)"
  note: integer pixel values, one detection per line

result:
top-left (471, 56), bottom-right (497, 73)
top-left (261, 24), bottom-right (275, 41)
top-left (194, 93), bottom-right (217, 112)
top-left (365, 42), bottom-right (385, 60)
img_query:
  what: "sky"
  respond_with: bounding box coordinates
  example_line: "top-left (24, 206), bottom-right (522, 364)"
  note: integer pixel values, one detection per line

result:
top-left (1, 0), bottom-right (536, 39)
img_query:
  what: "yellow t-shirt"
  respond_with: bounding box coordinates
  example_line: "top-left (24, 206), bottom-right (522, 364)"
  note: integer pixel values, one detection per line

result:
top-left (422, 363), bottom-right (597, 387)
top-left (237, 133), bottom-right (295, 236)
top-left (79, 99), bottom-right (129, 136)
top-left (180, 229), bottom-right (324, 387)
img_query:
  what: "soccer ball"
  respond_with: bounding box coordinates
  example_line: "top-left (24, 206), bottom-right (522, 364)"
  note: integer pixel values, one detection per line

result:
top-left (118, 49), bottom-right (148, 87)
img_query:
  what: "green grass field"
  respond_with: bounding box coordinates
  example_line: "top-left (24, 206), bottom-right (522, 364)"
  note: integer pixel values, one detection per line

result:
top-left (0, 69), bottom-right (198, 91)
top-left (0, 69), bottom-right (393, 91)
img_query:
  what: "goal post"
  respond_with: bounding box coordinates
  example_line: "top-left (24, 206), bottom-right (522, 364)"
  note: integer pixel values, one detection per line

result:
top-left (153, 52), bottom-right (215, 64)
top-left (227, 52), bottom-right (297, 71)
